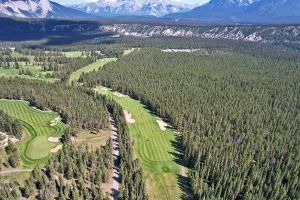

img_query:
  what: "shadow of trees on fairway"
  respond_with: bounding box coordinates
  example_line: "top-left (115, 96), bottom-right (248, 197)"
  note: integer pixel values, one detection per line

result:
top-left (169, 133), bottom-right (193, 200)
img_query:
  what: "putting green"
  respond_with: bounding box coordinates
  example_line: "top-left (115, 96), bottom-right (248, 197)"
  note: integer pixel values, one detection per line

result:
top-left (0, 99), bottom-right (64, 168)
top-left (95, 87), bottom-right (183, 200)
top-left (69, 58), bottom-right (117, 84)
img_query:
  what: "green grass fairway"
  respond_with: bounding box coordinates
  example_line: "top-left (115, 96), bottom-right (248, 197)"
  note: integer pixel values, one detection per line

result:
top-left (0, 65), bottom-right (56, 82)
top-left (0, 100), bottom-right (64, 168)
top-left (11, 50), bottom-right (34, 62)
top-left (63, 51), bottom-right (85, 58)
top-left (0, 67), bottom-right (19, 76)
top-left (95, 86), bottom-right (183, 200)
top-left (69, 58), bottom-right (117, 84)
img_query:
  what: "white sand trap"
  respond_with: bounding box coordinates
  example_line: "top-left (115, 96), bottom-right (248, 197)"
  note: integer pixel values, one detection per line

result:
top-left (48, 137), bottom-right (61, 143)
top-left (101, 87), bottom-right (108, 91)
top-left (156, 119), bottom-right (168, 131)
top-left (50, 145), bottom-right (62, 153)
top-left (124, 110), bottom-right (136, 123)
top-left (31, 106), bottom-right (51, 113)
top-left (50, 117), bottom-right (61, 127)
top-left (113, 92), bottom-right (125, 97)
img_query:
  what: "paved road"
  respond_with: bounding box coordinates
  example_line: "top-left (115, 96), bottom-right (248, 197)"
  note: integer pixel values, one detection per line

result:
top-left (0, 169), bottom-right (32, 175)
top-left (110, 117), bottom-right (120, 200)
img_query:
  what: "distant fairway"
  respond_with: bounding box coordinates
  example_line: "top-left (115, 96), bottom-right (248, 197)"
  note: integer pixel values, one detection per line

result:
top-left (69, 58), bottom-right (117, 84)
top-left (0, 100), bottom-right (64, 168)
top-left (95, 87), bottom-right (183, 200)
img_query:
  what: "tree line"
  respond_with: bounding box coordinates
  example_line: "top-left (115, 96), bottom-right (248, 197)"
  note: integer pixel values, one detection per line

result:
top-left (0, 77), bottom-right (110, 131)
top-left (0, 110), bottom-right (22, 139)
top-left (79, 48), bottom-right (300, 199)
top-left (0, 138), bottom-right (113, 199)
top-left (105, 98), bottom-right (148, 200)
top-left (0, 76), bottom-right (149, 199)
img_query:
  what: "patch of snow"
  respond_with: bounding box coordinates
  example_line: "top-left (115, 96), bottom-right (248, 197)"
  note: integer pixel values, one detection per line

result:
top-left (0, 0), bottom-right (53, 18)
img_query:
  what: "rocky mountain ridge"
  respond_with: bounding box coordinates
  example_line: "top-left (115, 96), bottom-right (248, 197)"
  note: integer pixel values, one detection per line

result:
top-left (0, 0), bottom-right (91, 18)
top-left (166, 0), bottom-right (300, 23)
top-left (102, 23), bottom-right (300, 44)
top-left (70, 0), bottom-right (196, 17)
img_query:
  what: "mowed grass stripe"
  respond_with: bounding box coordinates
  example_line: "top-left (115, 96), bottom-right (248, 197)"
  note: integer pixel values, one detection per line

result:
top-left (0, 100), bottom-right (64, 168)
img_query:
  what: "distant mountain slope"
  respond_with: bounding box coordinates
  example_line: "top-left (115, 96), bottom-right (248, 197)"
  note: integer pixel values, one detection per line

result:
top-left (0, 0), bottom-right (91, 19)
top-left (70, 0), bottom-right (196, 17)
top-left (102, 23), bottom-right (300, 44)
top-left (166, 0), bottom-right (300, 23)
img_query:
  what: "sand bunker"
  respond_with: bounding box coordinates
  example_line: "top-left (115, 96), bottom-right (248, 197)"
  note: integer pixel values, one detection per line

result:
top-left (50, 145), bottom-right (62, 153)
top-left (113, 92), bottom-right (125, 97)
top-left (50, 117), bottom-right (61, 127)
top-left (48, 137), bottom-right (61, 143)
top-left (156, 119), bottom-right (168, 131)
top-left (124, 110), bottom-right (136, 124)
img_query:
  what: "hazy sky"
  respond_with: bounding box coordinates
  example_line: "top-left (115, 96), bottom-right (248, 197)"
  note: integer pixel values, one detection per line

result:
top-left (52, 0), bottom-right (210, 6)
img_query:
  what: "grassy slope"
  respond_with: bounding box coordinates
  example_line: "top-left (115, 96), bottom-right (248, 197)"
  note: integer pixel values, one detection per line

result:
top-left (0, 100), bottom-right (64, 168)
top-left (96, 87), bottom-right (182, 200)
top-left (69, 58), bottom-right (117, 84)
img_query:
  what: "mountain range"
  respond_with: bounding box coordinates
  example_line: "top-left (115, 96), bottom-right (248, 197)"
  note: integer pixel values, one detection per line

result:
top-left (166, 0), bottom-right (300, 23)
top-left (0, 0), bottom-right (299, 23)
top-left (0, 0), bottom-right (90, 18)
top-left (69, 0), bottom-right (196, 18)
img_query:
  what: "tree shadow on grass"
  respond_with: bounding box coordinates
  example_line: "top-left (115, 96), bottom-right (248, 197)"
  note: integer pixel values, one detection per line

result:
top-left (169, 134), bottom-right (193, 200)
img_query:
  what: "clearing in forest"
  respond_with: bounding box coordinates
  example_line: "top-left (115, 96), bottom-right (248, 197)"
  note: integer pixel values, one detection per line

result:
top-left (0, 50), bottom-right (56, 81)
top-left (95, 86), bottom-right (185, 200)
top-left (69, 58), bottom-right (117, 84)
top-left (0, 100), bottom-right (64, 168)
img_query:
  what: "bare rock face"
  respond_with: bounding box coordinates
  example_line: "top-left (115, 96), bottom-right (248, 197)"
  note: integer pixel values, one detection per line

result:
top-left (102, 23), bottom-right (300, 44)
top-left (0, 0), bottom-right (91, 19)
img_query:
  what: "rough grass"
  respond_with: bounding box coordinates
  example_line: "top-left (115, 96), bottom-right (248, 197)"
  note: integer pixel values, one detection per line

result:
top-left (123, 48), bottom-right (136, 56)
top-left (0, 100), bottom-right (64, 169)
top-left (95, 87), bottom-right (182, 200)
top-left (69, 58), bottom-right (117, 84)
top-left (75, 129), bottom-right (111, 149)
top-left (1, 171), bottom-right (31, 185)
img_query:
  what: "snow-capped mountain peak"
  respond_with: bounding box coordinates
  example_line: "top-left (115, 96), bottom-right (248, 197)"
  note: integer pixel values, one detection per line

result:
top-left (70, 0), bottom-right (197, 17)
top-left (0, 0), bottom-right (52, 18)
top-left (0, 0), bottom-right (91, 19)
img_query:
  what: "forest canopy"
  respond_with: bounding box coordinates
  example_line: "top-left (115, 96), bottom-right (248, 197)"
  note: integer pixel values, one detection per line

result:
top-left (79, 48), bottom-right (300, 199)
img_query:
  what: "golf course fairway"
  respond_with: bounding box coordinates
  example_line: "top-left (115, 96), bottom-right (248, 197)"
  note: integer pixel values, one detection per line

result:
top-left (69, 58), bottom-right (117, 84)
top-left (95, 86), bottom-right (184, 200)
top-left (0, 100), bottom-right (64, 168)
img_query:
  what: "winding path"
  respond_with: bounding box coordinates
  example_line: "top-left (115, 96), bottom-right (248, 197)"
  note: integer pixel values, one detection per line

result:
top-left (0, 169), bottom-right (32, 175)
top-left (110, 117), bottom-right (120, 200)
